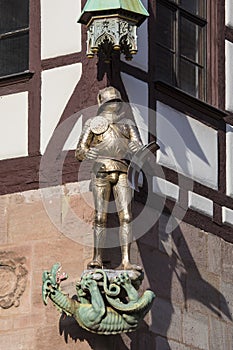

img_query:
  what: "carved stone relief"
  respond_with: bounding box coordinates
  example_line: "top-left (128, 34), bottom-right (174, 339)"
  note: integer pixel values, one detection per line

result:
top-left (0, 251), bottom-right (28, 309)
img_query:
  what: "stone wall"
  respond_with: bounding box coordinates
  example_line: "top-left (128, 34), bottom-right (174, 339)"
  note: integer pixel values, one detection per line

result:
top-left (0, 184), bottom-right (232, 349)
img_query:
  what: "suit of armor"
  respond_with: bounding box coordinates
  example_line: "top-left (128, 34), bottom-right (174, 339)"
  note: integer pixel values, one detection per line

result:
top-left (76, 87), bottom-right (142, 269)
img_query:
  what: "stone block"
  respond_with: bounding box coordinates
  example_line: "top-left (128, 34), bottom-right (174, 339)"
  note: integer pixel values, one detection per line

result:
top-left (60, 193), bottom-right (93, 247)
top-left (173, 222), bottom-right (208, 270)
top-left (13, 313), bottom-right (45, 330)
top-left (220, 280), bottom-right (233, 322)
top-left (137, 244), bottom-right (174, 301)
top-left (158, 214), bottom-right (173, 256)
top-left (33, 237), bottom-right (85, 272)
top-left (7, 198), bottom-right (62, 244)
top-left (156, 336), bottom-right (171, 350)
top-left (186, 270), bottom-right (221, 316)
top-left (0, 195), bottom-right (8, 245)
top-left (209, 317), bottom-right (229, 350)
top-left (156, 336), bottom-right (191, 350)
top-left (20, 189), bottom-right (43, 204)
top-left (149, 297), bottom-right (182, 342)
top-left (135, 330), bottom-right (156, 349)
top-left (137, 223), bottom-right (158, 250)
top-left (63, 192), bottom-right (94, 224)
top-left (32, 270), bottom-right (47, 313)
top-left (0, 317), bottom-right (13, 331)
top-left (227, 323), bottom-right (233, 349)
top-left (65, 180), bottom-right (91, 195)
top-left (132, 200), bottom-right (160, 245)
top-left (221, 240), bottom-right (233, 283)
top-left (120, 332), bottom-right (136, 349)
top-left (183, 311), bottom-right (209, 349)
top-left (170, 268), bottom-right (186, 306)
top-left (35, 324), bottom-right (92, 350)
top-left (207, 234), bottom-right (221, 275)
top-left (0, 328), bottom-right (35, 350)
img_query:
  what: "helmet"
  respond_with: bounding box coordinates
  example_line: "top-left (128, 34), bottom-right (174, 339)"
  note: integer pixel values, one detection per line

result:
top-left (97, 86), bottom-right (122, 108)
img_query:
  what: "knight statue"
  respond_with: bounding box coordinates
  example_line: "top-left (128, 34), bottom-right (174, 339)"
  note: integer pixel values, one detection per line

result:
top-left (75, 86), bottom-right (143, 270)
top-left (42, 87), bottom-right (156, 336)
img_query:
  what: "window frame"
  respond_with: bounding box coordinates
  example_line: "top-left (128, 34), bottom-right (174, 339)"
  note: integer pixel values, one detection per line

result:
top-left (154, 0), bottom-right (207, 100)
top-left (0, 0), bottom-right (30, 79)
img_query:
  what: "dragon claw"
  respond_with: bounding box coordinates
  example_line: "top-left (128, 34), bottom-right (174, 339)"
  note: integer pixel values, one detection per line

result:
top-left (81, 273), bottom-right (97, 291)
top-left (114, 272), bottom-right (130, 286)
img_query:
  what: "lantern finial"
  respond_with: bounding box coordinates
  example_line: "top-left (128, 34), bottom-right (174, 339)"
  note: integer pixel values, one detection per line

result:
top-left (78, 0), bottom-right (149, 62)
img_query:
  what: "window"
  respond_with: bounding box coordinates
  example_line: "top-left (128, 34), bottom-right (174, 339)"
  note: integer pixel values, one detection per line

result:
top-left (0, 0), bottom-right (29, 78)
top-left (154, 0), bottom-right (207, 100)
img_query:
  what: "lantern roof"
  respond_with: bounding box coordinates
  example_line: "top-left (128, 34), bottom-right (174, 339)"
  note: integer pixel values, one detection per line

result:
top-left (78, 0), bottom-right (149, 26)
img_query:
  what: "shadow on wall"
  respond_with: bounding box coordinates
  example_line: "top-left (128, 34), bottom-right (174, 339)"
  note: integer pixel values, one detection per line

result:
top-left (58, 212), bottom-right (232, 350)
top-left (59, 315), bottom-right (133, 349)
top-left (137, 214), bottom-right (232, 350)
top-left (59, 314), bottom-right (154, 349)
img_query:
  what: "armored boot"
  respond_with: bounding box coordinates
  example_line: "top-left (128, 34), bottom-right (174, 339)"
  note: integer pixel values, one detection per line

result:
top-left (120, 222), bottom-right (142, 271)
top-left (87, 224), bottom-right (106, 269)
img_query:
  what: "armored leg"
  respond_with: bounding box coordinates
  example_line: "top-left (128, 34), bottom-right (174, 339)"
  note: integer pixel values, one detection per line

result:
top-left (88, 173), bottom-right (111, 269)
top-left (114, 173), bottom-right (141, 270)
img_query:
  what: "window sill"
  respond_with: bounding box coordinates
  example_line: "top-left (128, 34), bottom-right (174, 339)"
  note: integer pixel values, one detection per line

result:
top-left (0, 71), bottom-right (34, 87)
top-left (154, 81), bottom-right (227, 128)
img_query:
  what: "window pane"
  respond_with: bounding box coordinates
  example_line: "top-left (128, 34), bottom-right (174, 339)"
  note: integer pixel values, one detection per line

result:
top-left (0, 32), bottom-right (29, 76)
top-left (156, 2), bottom-right (175, 50)
top-left (0, 0), bottom-right (29, 34)
top-left (180, 17), bottom-right (203, 64)
top-left (155, 45), bottom-right (174, 85)
top-left (180, 0), bottom-right (198, 15)
top-left (180, 0), bottom-right (206, 17)
top-left (179, 59), bottom-right (202, 97)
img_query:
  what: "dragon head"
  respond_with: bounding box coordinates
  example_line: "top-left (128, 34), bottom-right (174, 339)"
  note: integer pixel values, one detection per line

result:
top-left (42, 263), bottom-right (68, 305)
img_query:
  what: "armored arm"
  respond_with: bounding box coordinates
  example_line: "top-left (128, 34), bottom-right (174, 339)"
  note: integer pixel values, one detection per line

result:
top-left (128, 123), bottom-right (143, 154)
top-left (75, 120), bottom-right (93, 161)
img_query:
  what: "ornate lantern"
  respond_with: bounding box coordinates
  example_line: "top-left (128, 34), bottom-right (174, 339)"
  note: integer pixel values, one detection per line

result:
top-left (78, 0), bottom-right (149, 62)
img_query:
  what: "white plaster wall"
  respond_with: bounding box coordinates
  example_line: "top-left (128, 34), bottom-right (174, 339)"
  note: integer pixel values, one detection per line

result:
top-left (222, 206), bottom-right (233, 227)
top-left (153, 177), bottom-right (179, 201)
top-left (225, 40), bottom-right (233, 112)
top-left (226, 124), bottom-right (233, 197)
top-left (0, 92), bottom-right (28, 160)
top-left (122, 0), bottom-right (148, 71)
top-left (121, 72), bottom-right (148, 144)
top-left (226, 0), bottom-right (233, 27)
top-left (188, 192), bottom-right (213, 217)
top-left (41, 63), bottom-right (82, 154)
top-left (156, 102), bottom-right (218, 189)
top-left (63, 115), bottom-right (83, 151)
top-left (41, 0), bottom-right (82, 59)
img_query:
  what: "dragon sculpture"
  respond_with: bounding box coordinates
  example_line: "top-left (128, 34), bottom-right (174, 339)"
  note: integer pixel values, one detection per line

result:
top-left (42, 263), bottom-right (155, 335)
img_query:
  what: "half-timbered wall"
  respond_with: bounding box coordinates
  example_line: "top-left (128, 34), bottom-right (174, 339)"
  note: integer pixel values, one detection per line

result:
top-left (0, 0), bottom-right (233, 349)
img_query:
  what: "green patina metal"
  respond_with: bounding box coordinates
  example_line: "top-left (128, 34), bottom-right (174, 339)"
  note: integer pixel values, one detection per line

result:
top-left (42, 263), bottom-right (155, 335)
top-left (78, 0), bottom-right (149, 26)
